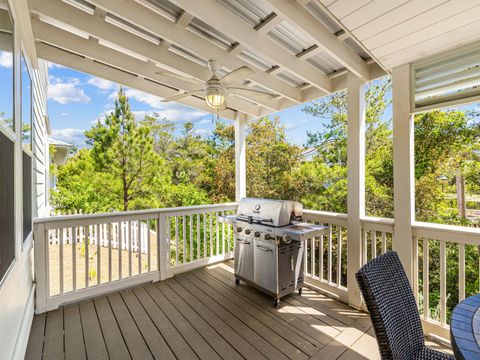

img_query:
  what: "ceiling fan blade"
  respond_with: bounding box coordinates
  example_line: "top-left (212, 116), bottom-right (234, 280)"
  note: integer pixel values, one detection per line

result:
top-left (227, 86), bottom-right (277, 102)
top-left (161, 90), bottom-right (203, 102)
top-left (220, 66), bottom-right (255, 84)
top-left (155, 71), bottom-right (203, 84)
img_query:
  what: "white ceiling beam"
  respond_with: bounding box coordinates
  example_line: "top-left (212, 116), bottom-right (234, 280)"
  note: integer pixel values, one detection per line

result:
top-left (34, 21), bottom-right (265, 118)
top-left (36, 43), bottom-right (243, 121)
top-left (10, 0), bottom-right (38, 67)
top-left (169, 0), bottom-right (332, 93)
top-left (254, 13), bottom-right (282, 35)
top-left (296, 45), bottom-right (322, 60)
top-left (82, 0), bottom-right (303, 103)
top-left (30, 0), bottom-right (280, 111)
top-left (263, 0), bottom-right (370, 80)
top-left (176, 10), bottom-right (194, 28)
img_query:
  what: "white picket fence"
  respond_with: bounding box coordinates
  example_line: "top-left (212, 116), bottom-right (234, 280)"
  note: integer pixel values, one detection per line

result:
top-left (48, 221), bottom-right (151, 254)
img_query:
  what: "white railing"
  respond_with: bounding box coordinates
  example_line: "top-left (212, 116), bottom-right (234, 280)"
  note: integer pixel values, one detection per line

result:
top-left (302, 210), bottom-right (348, 301)
top-left (301, 211), bottom-right (394, 303)
top-left (413, 221), bottom-right (480, 340)
top-left (33, 203), bottom-right (237, 313)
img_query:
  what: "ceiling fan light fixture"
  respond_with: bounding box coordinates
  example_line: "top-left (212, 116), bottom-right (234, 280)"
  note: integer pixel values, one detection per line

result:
top-left (205, 87), bottom-right (226, 109)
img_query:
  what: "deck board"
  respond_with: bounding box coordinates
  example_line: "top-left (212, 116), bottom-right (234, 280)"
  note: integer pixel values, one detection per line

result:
top-left (26, 261), bottom-right (452, 360)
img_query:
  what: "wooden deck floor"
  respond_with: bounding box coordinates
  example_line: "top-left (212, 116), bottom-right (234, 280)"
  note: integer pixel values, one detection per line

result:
top-left (25, 261), bottom-right (451, 360)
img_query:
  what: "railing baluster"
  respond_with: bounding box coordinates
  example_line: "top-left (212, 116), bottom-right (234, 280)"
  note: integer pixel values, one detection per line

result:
top-left (319, 233), bottom-right (324, 280)
top-left (128, 221), bottom-right (132, 277)
top-left (413, 235), bottom-right (419, 305)
top-left (337, 226), bottom-right (342, 285)
top-left (190, 214), bottom-right (193, 262)
top-left (138, 220), bottom-right (142, 274)
top-left (439, 240), bottom-right (446, 325)
top-left (97, 224), bottom-right (101, 285)
top-left (85, 226), bottom-right (89, 288)
top-left (381, 232), bottom-right (387, 254)
top-left (197, 213), bottom-right (201, 260)
top-left (371, 230), bottom-right (376, 259)
top-left (108, 223), bottom-right (112, 282)
top-left (362, 229), bottom-right (367, 264)
top-left (209, 213), bottom-right (213, 257)
top-left (181, 215), bottom-right (185, 263)
top-left (203, 213), bottom-right (207, 259)
top-left (72, 227), bottom-right (77, 291)
top-left (227, 218), bottom-right (231, 253)
top-left (147, 219), bottom-right (151, 272)
top-left (311, 237), bottom-right (315, 277)
top-left (328, 224), bottom-right (332, 284)
top-left (423, 238), bottom-right (429, 320)
top-left (175, 217), bottom-right (179, 266)
top-left (118, 222), bottom-right (122, 280)
top-left (459, 243), bottom-right (465, 302)
top-left (59, 228), bottom-right (64, 294)
top-left (216, 211), bottom-right (219, 256)
top-left (222, 212), bottom-right (225, 255)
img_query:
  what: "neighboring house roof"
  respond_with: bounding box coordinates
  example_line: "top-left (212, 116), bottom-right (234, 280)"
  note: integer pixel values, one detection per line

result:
top-left (48, 137), bottom-right (73, 166)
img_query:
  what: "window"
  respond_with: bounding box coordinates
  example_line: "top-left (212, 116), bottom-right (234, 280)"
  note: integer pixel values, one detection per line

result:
top-left (0, 4), bottom-right (15, 282)
top-left (22, 55), bottom-right (32, 241)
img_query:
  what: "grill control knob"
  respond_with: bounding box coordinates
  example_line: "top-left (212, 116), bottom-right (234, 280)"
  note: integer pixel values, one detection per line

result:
top-left (237, 227), bottom-right (243, 233)
top-left (264, 234), bottom-right (272, 241)
top-left (245, 229), bottom-right (251, 235)
top-left (282, 235), bottom-right (292, 244)
top-left (254, 231), bottom-right (261, 238)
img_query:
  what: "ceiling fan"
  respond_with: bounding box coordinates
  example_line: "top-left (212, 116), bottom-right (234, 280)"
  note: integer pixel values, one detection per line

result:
top-left (158, 60), bottom-right (276, 111)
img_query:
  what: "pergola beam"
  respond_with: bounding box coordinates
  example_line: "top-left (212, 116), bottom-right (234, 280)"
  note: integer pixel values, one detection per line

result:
top-left (33, 20), bottom-right (265, 118)
top-left (168, 0), bottom-right (332, 93)
top-left (36, 42), bottom-right (244, 121)
top-left (263, 0), bottom-right (370, 80)
top-left (84, 0), bottom-right (303, 103)
top-left (30, 0), bottom-right (280, 111)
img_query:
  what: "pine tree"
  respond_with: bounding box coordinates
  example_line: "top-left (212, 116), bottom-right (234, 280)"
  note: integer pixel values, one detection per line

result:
top-left (85, 87), bottom-right (167, 211)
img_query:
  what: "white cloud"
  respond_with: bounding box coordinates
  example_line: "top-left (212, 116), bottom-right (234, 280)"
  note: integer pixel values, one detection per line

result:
top-left (197, 119), bottom-right (212, 125)
top-left (87, 77), bottom-right (117, 90)
top-left (47, 62), bottom-right (65, 69)
top-left (51, 128), bottom-right (86, 147)
top-left (0, 51), bottom-right (12, 68)
top-left (48, 76), bottom-right (91, 104)
top-left (284, 122), bottom-right (297, 130)
top-left (194, 128), bottom-right (210, 136)
top-left (60, 112), bottom-right (69, 116)
top-left (110, 88), bottom-right (208, 122)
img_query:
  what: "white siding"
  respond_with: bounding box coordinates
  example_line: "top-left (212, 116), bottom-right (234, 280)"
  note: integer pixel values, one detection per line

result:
top-left (0, 1), bottom-right (48, 360)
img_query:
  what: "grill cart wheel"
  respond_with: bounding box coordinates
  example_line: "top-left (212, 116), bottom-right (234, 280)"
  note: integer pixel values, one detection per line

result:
top-left (298, 288), bottom-right (303, 295)
top-left (273, 299), bottom-right (280, 308)
top-left (235, 278), bottom-right (240, 286)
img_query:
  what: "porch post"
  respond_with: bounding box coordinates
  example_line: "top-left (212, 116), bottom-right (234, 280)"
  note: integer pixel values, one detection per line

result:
top-left (234, 111), bottom-right (247, 201)
top-left (346, 72), bottom-right (366, 309)
top-left (392, 63), bottom-right (415, 285)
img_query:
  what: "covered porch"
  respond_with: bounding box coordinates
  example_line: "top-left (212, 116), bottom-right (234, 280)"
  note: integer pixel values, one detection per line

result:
top-left (26, 261), bottom-right (451, 360)
top-left (2, 0), bottom-right (480, 359)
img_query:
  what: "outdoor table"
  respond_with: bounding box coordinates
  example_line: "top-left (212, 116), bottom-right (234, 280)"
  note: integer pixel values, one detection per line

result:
top-left (451, 293), bottom-right (480, 359)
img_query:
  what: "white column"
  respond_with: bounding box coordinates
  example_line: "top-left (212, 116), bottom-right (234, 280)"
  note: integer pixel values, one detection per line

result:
top-left (392, 63), bottom-right (415, 285)
top-left (234, 112), bottom-right (246, 201)
top-left (346, 72), bottom-right (366, 309)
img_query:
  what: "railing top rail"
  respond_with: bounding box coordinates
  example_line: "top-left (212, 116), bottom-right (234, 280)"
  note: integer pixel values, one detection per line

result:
top-left (302, 209), bottom-right (348, 225)
top-left (413, 221), bottom-right (480, 245)
top-left (34, 202), bottom-right (239, 226)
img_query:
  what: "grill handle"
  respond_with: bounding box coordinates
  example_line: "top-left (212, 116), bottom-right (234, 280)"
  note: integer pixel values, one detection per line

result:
top-left (236, 240), bottom-right (251, 245)
top-left (256, 245), bottom-right (273, 252)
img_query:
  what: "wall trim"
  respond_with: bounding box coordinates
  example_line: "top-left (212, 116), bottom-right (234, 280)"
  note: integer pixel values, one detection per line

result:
top-left (12, 283), bottom-right (35, 360)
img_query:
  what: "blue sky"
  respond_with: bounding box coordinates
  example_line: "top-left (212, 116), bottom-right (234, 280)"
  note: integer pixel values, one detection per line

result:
top-left (43, 63), bottom-right (336, 148)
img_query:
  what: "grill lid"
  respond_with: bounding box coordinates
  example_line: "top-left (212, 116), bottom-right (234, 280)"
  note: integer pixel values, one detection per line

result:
top-left (236, 198), bottom-right (303, 227)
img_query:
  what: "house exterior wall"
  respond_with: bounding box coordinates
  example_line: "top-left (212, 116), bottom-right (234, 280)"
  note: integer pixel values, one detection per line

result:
top-left (0, 1), bottom-right (48, 359)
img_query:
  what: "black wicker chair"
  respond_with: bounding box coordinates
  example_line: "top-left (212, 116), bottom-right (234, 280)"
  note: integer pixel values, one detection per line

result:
top-left (355, 251), bottom-right (454, 360)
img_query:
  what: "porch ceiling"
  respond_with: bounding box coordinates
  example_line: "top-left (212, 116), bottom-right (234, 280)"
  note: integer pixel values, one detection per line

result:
top-left (27, 0), bottom-right (386, 121)
top-left (320, 0), bottom-right (480, 70)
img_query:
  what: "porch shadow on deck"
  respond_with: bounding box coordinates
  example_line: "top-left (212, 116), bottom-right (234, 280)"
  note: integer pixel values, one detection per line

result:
top-left (25, 261), bottom-right (451, 360)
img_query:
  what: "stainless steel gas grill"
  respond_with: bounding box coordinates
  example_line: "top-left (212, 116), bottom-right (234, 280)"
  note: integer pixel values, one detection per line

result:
top-left (219, 198), bottom-right (327, 307)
